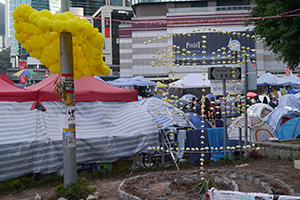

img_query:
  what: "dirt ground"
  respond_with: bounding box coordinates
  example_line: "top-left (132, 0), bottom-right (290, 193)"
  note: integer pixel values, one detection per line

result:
top-left (0, 157), bottom-right (300, 200)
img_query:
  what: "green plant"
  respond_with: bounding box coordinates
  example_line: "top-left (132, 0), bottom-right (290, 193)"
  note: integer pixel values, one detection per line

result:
top-left (48, 178), bottom-right (96, 200)
top-left (193, 179), bottom-right (219, 194)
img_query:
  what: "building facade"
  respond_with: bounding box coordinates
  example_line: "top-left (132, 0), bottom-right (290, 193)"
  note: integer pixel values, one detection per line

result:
top-left (119, 0), bottom-right (288, 81)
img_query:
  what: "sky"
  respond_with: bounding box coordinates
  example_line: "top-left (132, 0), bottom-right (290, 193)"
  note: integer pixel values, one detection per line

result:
top-left (0, 0), bottom-right (4, 5)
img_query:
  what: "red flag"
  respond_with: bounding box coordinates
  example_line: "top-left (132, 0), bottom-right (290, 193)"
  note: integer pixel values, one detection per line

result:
top-left (19, 61), bottom-right (27, 83)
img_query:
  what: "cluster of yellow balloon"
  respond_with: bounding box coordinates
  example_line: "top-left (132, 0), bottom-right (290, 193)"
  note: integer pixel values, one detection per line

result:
top-left (13, 4), bottom-right (110, 79)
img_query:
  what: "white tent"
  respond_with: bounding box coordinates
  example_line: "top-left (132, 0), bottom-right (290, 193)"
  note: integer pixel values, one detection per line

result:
top-left (169, 73), bottom-right (210, 88)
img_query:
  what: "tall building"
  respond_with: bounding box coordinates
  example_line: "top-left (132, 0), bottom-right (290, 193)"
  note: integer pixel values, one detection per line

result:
top-left (93, 6), bottom-right (134, 79)
top-left (119, 0), bottom-right (288, 82)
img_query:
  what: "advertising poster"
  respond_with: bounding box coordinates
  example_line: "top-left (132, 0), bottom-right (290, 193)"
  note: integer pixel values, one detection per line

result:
top-left (61, 74), bottom-right (74, 93)
top-left (63, 128), bottom-right (76, 147)
top-left (173, 31), bottom-right (255, 65)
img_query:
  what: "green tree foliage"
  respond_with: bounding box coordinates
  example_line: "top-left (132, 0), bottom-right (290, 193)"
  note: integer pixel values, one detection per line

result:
top-left (246, 0), bottom-right (300, 70)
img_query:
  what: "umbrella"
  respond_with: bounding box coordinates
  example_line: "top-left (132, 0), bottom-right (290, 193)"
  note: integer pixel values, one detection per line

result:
top-left (247, 92), bottom-right (258, 98)
top-left (12, 69), bottom-right (39, 77)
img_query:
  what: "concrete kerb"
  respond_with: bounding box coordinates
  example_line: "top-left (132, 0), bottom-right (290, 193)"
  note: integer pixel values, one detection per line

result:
top-left (118, 169), bottom-right (297, 200)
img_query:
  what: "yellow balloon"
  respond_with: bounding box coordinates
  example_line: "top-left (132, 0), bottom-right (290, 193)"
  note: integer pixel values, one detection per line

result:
top-left (22, 40), bottom-right (33, 51)
top-left (74, 70), bottom-right (82, 79)
top-left (25, 23), bottom-right (37, 34)
top-left (64, 11), bottom-right (75, 19)
top-left (28, 12), bottom-right (40, 25)
top-left (14, 4), bottom-right (109, 79)
top-left (102, 65), bottom-right (110, 76)
top-left (83, 68), bottom-right (92, 76)
top-left (12, 10), bottom-right (20, 22)
top-left (92, 33), bottom-right (105, 46)
top-left (39, 10), bottom-right (53, 19)
top-left (53, 20), bottom-right (64, 33)
top-left (40, 56), bottom-right (49, 66)
top-left (91, 48), bottom-right (103, 56)
top-left (29, 50), bottom-right (41, 59)
top-left (20, 4), bottom-right (32, 17)
top-left (54, 13), bottom-right (70, 21)
top-left (14, 22), bottom-right (23, 32)
top-left (42, 46), bottom-right (56, 59)
top-left (83, 23), bottom-right (94, 35)
top-left (30, 34), bottom-right (44, 48)
top-left (67, 19), bottom-right (79, 33)
top-left (14, 31), bottom-right (26, 43)
top-left (38, 17), bottom-right (50, 32)
top-left (50, 40), bottom-right (59, 50)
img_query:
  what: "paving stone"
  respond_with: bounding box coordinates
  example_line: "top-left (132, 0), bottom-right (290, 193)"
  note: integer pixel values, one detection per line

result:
top-left (188, 174), bottom-right (198, 179)
top-left (246, 175), bottom-right (254, 182)
top-left (229, 172), bottom-right (238, 179)
top-left (260, 181), bottom-right (268, 189)
top-left (222, 177), bottom-right (231, 185)
top-left (254, 178), bottom-right (260, 185)
top-left (174, 177), bottom-right (183, 183)
top-left (183, 178), bottom-right (193, 182)
top-left (238, 174), bottom-right (246, 179)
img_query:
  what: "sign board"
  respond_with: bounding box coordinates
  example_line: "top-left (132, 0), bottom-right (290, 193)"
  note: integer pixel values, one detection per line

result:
top-left (208, 67), bottom-right (241, 80)
top-left (241, 63), bottom-right (257, 91)
top-left (210, 79), bottom-right (243, 96)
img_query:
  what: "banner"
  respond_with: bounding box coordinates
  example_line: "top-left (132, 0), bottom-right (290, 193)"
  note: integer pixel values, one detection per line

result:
top-left (173, 31), bottom-right (255, 65)
top-left (286, 65), bottom-right (291, 76)
top-left (105, 18), bottom-right (110, 38)
top-left (19, 61), bottom-right (27, 83)
top-left (45, 68), bottom-right (49, 77)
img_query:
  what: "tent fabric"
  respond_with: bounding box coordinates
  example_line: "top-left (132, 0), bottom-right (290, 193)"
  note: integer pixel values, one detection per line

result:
top-left (0, 79), bottom-right (37, 101)
top-left (275, 117), bottom-right (300, 140)
top-left (109, 76), bottom-right (156, 87)
top-left (25, 74), bottom-right (138, 102)
top-left (140, 97), bottom-right (194, 129)
top-left (247, 103), bottom-right (274, 118)
top-left (0, 101), bottom-right (159, 182)
top-left (265, 95), bottom-right (300, 131)
top-left (257, 73), bottom-right (300, 88)
top-left (0, 72), bottom-right (15, 85)
top-left (186, 112), bottom-right (211, 129)
top-left (169, 73), bottom-right (210, 88)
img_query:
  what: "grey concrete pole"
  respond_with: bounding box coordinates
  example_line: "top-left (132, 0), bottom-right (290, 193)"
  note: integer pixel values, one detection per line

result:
top-left (222, 64), bottom-right (227, 158)
top-left (244, 62), bottom-right (248, 158)
top-left (60, 0), bottom-right (77, 187)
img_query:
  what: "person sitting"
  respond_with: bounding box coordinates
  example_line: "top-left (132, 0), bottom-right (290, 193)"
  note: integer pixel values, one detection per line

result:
top-left (269, 97), bottom-right (277, 109)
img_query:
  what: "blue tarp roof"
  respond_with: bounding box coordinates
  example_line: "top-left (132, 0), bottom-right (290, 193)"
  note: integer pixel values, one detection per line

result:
top-left (257, 73), bottom-right (300, 88)
top-left (265, 94), bottom-right (300, 131)
top-left (109, 76), bottom-right (156, 87)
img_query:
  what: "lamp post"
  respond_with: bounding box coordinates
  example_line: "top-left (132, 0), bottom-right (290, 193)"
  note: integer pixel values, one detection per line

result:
top-left (60, 0), bottom-right (77, 187)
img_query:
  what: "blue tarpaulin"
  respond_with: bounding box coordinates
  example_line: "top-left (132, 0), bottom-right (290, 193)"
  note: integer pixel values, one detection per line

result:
top-left (257, 73), bottom-right (300, 88)
top-left (186, 129), bottom-right (210, 163)
top-left (109, 76), bottom-right (156, 87)
top-left (207, 128), bottom-right (231, 162)
top-left (265, 95), bottom-right (300, 131)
